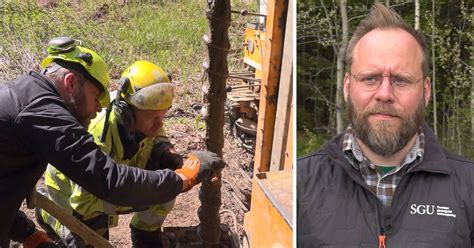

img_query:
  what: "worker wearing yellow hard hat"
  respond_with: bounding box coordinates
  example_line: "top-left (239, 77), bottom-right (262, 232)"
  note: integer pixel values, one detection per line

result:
top-left (40, 60), bottom-right (188, 247)
top-left (3, 36), bottom-right (224, 248)
top-left (120, 60), bottom-right (175, 110)
top-left (41, 37), bottom-right (111, 108)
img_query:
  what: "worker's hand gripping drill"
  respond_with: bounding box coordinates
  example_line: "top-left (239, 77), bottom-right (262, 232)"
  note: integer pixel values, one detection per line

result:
top-left (175, 151), bottom-right (225, 191)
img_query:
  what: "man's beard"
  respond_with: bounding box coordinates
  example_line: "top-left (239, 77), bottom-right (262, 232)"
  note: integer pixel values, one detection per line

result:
top-left (66, 85), bottom-right (92, 127)
top-left (347, 95), bottom-right (425, 157)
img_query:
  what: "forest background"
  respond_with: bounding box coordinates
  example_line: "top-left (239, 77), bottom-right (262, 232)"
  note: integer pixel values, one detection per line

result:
top-left (297, 0), bottom-right (473, 159)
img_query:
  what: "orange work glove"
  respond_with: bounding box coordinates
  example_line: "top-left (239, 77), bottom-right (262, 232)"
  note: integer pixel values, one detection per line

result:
top-left (175, 151), bottom-right (225, 190)
top-left (23, 230), bottom-right (56, 248)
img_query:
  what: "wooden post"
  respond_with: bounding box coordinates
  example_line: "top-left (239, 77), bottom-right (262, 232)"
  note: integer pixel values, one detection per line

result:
top-left (270, 0), bottom-right (293, 171)
top-left (199, 0), bottom-right (231, 246)
top-left (254, 0), bottom-right (288, 173)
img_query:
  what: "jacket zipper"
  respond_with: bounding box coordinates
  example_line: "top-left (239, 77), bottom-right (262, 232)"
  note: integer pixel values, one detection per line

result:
top-left (333, 157), bottom-right (391, 247)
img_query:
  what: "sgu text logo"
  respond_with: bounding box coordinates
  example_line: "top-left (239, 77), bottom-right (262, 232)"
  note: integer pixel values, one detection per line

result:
top-left (410, 204), bottom-right (435, 215)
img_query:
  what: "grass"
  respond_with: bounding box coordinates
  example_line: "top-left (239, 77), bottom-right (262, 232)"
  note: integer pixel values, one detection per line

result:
top-left (296, 128), bottom-right (327, 158)
top-left (0, 0), bottom-right (258, 110)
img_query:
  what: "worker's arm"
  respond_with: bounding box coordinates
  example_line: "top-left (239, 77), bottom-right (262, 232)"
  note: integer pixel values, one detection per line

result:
top-left (16, 98), bottom-right (220, 207)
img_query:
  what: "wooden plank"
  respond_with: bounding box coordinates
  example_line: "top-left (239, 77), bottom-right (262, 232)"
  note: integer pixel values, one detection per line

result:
top-left (228, 92), bottom-right (259, 97)
top-left (270, 0), bottom-right (293, 171)
top-left (283, 107), bottom-right (294, 171)
top-left (227, 86), bottom-right (260, 102)
top-left (253, 0), bottom-right (288, 173)
top-left (227, 96), bottom-right (259, 102)
top-left (36, 193), bottom-right (113, 248)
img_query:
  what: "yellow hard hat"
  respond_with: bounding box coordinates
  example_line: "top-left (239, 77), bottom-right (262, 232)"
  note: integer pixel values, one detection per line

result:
top-left (121, 60), bottom-right (175, 110)
top-left (41, 37), bottom-right (111, 108)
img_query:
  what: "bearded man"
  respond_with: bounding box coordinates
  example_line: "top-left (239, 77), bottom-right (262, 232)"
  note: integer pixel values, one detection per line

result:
top-left (297, 3), bottom-right (474, 248)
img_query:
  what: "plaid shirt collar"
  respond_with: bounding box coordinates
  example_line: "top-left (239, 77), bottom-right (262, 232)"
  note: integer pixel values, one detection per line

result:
top-left (342, 124), bottom-right (425, 206)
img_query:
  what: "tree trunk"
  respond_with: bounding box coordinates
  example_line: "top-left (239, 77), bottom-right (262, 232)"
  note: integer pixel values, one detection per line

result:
top-left (432, 0), bottom-right (438, 136)
top-left (455, 88), bottom-right (462, 154)
top-left (414, 0), bottom-right (420, 31)
top-left (199, 0), bottom-right (230, 246)
top-left (470, 34), bottom-right (474, 144)
top-left (319, 0), bottom-right (339, 133)
top-left (336, 0), bottom-right (348, 134)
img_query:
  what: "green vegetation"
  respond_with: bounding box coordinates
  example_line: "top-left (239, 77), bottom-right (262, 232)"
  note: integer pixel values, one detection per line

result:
top-left (0, 1), bottom-right (208, 79)
top-left (0, 0), bottom-right (258, 110)
top-left (297, 128), bottom-right (328, 157)
top-left (297, 0), bottom-right (474, 159)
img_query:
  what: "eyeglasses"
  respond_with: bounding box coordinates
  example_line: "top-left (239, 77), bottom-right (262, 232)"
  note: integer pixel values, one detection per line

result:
top-left (349, 70), bottom-right (424, 93)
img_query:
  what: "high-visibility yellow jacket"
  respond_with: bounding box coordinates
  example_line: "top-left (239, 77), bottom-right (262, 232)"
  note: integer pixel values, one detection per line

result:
top-left (45, 108), bottom-right (170, 225)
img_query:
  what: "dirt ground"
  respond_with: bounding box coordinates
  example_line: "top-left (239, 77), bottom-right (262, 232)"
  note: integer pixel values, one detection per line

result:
top-left (18, 110), bottom-right (254, 247)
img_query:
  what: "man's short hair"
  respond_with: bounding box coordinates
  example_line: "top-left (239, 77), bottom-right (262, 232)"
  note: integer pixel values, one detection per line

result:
top-left (43, 65), bottom-right (82, 85)
top-left (44, 60), bottom-right (103, 93)
top-left (345, 3), bottom-right (429, 77)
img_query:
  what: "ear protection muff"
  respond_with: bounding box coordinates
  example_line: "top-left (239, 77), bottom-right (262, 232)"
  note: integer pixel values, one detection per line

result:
top-left (113, 77), bottom-right (136, 128)
top-left (100, 77), bottom-right (136, 143)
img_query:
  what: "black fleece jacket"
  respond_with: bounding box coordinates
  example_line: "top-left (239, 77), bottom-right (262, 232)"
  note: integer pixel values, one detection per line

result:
top-left (298, 122), bottom-right (474, 248)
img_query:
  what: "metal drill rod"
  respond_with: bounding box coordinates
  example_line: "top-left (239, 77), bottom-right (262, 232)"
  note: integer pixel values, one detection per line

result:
top-left (231, 9), bottom-right (267, 17)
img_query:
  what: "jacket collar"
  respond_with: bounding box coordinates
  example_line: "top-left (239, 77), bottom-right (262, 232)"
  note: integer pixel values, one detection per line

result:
top-left (409, 122), bottom-right (451, 175)
top-left (325, 121), bottom-right (451, 176)
top-left (28, 71), bottom-right (61, 96)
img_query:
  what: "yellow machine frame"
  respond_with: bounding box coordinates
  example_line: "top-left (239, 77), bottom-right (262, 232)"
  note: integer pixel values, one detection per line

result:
top-left (242, 0), bottom-right (293, 247)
